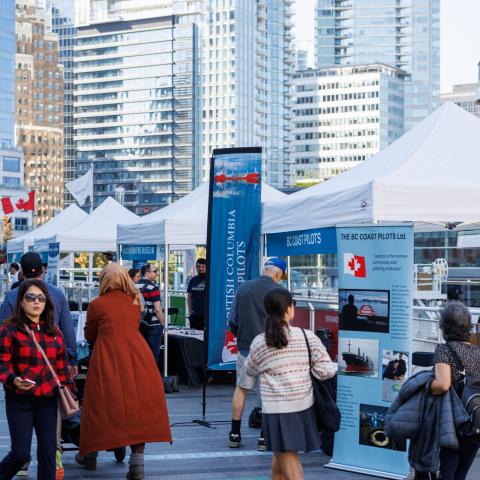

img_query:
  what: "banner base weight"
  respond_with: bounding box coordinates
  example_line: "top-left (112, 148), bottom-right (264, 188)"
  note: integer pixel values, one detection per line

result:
top-left (325, 461), bottom-right (407, 480)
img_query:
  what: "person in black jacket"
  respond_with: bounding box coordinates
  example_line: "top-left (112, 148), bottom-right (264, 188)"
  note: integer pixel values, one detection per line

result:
top-left (227, 258), bottom-right (287, 451)
top-left (430, 302), bottom-right (480, 480)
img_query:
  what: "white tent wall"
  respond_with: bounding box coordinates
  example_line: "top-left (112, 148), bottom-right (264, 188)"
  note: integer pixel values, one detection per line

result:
top-left (263, 103), bottom-right (480, 234)
top-left (37, 197), bottom-right (138, 253)
top-left (7, 204), bottom-right (88, 255)
top-left (117, 182), bottom-right (287, 246)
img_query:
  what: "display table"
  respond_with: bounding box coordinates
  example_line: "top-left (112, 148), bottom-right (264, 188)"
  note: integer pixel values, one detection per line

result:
top-left (167, 327), bottom-right (204, 386)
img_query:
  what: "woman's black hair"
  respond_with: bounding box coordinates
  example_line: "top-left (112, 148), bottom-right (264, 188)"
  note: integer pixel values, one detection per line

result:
top-left (440, 301), bottom-right (472, 342)
top-left (264, 287), bottom-right (293, 349)
top-left (128, 268), bottom-right (140, 280)
top-left (8, 279), bottom-right (57, 336)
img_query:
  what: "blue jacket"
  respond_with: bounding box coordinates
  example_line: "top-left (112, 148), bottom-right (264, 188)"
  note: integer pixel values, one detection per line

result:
top-left (0, 281), bottom-right (77, 365)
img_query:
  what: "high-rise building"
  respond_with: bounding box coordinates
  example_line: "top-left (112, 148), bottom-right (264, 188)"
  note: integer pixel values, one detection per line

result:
top-left (0, 2), bottom-right (17, 150)
top-left (292, 64), bottom-right (405, 185)
top-left (45, 0), bottom-right (83, 207)
top-left (441, 84), bottom-right (480, 118)
top-left (315, 0), bottom-right (440, 130)
top-left (15, 0), bottom-right (64, 225)
top-left (0, 2), bottom-right (32, 237)
top-left (200, 0), bottom-right (295, 187)
top-left (74, 13), bottom-right (200, 214)
top-left (295, 49), bottom-right (308, 71)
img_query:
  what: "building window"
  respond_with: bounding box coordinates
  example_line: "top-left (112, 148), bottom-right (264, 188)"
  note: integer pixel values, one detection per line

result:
top-left (3, 156), bottom-right (21, 172)
top-left (14, 217), bottom-right (29, 232)
top-left (3, 177), bottom-right (21, 186)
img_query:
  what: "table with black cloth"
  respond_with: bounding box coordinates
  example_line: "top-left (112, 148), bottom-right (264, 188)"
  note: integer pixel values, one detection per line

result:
top-left (166, 328), bottom-right (204, 387)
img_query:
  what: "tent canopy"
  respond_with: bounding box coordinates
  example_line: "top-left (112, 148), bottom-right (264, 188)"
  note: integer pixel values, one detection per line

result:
top-left (36, 196), bottom-right (138, 253)
top-left (117, 182), bottom-right (286, 246)
top-left (263, 102), bottom-right (480, 234)
top-left (7, 204), bottom-right (88, 254)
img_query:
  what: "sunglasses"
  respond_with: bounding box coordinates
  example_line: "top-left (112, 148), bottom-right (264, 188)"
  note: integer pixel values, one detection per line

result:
top-left (24, 293), bottom-right (47, 303)
top-left (292, 300), bottom-right (297, 307)
top-left (151, 270), bottom-right (159, 274)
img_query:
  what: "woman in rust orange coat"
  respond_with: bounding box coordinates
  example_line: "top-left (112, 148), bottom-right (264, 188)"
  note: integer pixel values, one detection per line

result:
top-left (78, 263), bottom-right (171, 479)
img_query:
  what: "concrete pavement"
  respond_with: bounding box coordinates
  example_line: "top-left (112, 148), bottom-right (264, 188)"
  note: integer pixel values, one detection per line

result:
top-left (0, 384), bottom-right (478, 479)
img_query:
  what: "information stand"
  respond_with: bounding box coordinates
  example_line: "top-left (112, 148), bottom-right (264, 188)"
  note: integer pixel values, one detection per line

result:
top-left (327, 225), bottom-right (413, 479)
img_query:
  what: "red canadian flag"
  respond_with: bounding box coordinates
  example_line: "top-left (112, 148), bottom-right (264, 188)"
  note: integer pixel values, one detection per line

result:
top-left (344, 253), bottom-right (367, 278)
top-left (0, 191), bottom-right (35, 215)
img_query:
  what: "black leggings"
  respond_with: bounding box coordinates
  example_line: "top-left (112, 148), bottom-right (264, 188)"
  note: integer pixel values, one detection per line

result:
top-left (439, 439), bottom-right (479, 480)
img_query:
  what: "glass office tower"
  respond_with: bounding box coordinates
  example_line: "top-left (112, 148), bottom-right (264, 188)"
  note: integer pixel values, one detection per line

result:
top-left (74, 15), bottom-right (199, 214)
top-left (200, 0), bottom-right (294, 187)
top-left (0, 2), bottom-right (16, 149)
top-left (47, 0), bottom-right (77, 205)
top-left (315, 0), bottom-right (440, 130)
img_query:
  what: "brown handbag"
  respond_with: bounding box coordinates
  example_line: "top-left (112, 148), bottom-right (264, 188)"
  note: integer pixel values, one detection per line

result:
top-left (25, 325), bottom-right (80, 419)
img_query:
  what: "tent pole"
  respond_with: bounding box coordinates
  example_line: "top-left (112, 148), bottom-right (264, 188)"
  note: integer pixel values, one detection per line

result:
top-left (88, 252), bottom-right (94, 302)
top-left (163, 244), bottom-right (169, 378)
top-left (287, 256), bottom-right (291, 291)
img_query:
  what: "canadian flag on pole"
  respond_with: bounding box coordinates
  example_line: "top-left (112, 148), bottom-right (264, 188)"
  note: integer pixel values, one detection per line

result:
top-left (344, 253), bottom-right (367, 278)
top-left (0, 191), bottom-right (35, 215)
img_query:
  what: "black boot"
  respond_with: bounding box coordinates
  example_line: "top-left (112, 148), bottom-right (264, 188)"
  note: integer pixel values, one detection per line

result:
top-left (75, 452), bottom-right (98, 470)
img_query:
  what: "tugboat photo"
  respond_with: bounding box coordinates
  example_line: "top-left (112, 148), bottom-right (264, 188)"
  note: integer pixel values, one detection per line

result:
top-left (342, 340), bottom-right (375, 374)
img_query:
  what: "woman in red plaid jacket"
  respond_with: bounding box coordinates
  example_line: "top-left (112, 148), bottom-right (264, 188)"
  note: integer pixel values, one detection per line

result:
top-left (0, 279), bottom-right (68, 480)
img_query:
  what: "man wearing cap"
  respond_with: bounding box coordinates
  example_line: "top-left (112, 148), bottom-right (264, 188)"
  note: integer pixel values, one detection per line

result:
top-left (227, 257), bottom-right (287, 450)
top-left (0, 252), bottom-right (77, 371)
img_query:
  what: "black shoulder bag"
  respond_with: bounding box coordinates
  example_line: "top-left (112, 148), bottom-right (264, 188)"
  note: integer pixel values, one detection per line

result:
top-left (301, 329), bottom-right (341, 432)
top-left (445, 343), bottom-right (480, 438)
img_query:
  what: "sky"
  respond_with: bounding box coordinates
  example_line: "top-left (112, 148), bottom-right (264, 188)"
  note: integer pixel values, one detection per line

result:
top-left (294, 0), bottom-right (480, 92)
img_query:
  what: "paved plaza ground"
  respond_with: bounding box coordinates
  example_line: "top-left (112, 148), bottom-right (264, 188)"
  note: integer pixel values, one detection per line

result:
top-left (0, 384), bottom-right (478, 479)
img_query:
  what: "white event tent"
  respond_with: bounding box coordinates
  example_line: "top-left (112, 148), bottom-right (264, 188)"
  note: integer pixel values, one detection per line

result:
top-left (263, 102), bottom-right (480, 235)
top-left (35, 196), bottom-right (138, 253)
top-left (117, 181), bottom-right (286, 246)
top-left (117, 181), bottom-right (286, 377)
top-left (7, 204), bottom-right (88, 256)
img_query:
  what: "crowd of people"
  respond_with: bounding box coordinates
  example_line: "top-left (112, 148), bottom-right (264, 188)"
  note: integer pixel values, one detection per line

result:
top-left (0, 253), bottom-right (478, 480)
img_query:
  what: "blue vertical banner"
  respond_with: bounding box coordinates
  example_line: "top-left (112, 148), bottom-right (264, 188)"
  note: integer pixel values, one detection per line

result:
top-left (46, 243), bottom-right (60, 287)
top-left (329, 225), bottom-right (413, 479)
top-left (206, 148), bottom-right (262, 370)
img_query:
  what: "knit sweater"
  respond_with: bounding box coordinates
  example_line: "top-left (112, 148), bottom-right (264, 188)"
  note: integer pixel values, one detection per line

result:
top-left (239, 326), bottom-right (337, 414)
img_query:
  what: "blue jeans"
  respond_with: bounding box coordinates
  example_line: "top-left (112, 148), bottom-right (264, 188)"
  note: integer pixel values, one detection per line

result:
top-left (0, 395), bottom-right (57, 480)
top-left (140, 324), bottom-right (164, 364)
top-left (439, 439), bottom-right (480, 480)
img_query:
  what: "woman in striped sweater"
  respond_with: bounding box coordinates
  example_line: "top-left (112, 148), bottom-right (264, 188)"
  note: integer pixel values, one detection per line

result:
top-left (234, 287), bottom-right (337, 480)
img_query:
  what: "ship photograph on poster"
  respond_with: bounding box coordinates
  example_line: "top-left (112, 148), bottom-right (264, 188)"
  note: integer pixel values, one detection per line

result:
top-left (338, 337), bottom-right (379, 378)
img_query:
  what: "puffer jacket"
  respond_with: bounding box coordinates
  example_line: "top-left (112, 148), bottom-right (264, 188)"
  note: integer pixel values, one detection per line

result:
top-left (385, 370), bottom-right (469, 473)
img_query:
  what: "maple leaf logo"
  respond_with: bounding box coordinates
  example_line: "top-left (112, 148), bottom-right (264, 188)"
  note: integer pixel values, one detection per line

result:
top-left (344, 253), bottom-right (367, 278)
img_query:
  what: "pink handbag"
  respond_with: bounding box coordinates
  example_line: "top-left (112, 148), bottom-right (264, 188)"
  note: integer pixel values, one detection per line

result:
top-left (26, 325), bottom-right (80, 419)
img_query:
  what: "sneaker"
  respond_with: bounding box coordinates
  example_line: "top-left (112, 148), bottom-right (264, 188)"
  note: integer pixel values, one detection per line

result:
top-left (257, 437), bottom-right (267, 451)
top-left (56, 451), bottom-right (64, 480)
top-left (228, 432), bottom-right (241, 448)
top-left (16, 461), bottom-right (29, 477)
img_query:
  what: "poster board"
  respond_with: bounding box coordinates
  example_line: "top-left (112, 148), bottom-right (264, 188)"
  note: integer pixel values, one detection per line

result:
top-left (328, 225), bottom-right (413, 479)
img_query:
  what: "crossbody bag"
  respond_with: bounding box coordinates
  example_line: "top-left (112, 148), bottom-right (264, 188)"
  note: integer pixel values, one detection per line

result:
top-left (25, 325), bottom-right (80, 419)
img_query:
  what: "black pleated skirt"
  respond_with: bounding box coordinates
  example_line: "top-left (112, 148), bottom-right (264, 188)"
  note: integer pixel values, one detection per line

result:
top-left (262, 404), bottom-right (320, 453)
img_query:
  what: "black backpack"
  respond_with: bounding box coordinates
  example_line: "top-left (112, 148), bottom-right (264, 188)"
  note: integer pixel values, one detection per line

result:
top-left (139, 283), bottom-right (153, 325)
top-left (446, 343), bottom-right (480, 437)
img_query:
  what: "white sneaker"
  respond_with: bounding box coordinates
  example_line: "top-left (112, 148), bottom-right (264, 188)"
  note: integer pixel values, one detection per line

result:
top-left (16, 461), bottom-right (29, 477)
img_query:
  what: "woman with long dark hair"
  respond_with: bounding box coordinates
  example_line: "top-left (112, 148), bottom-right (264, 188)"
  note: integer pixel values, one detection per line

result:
top-left (0, 279), bottom-right (68, 480)
top-left (235, 287), bottom-right (337, 479)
